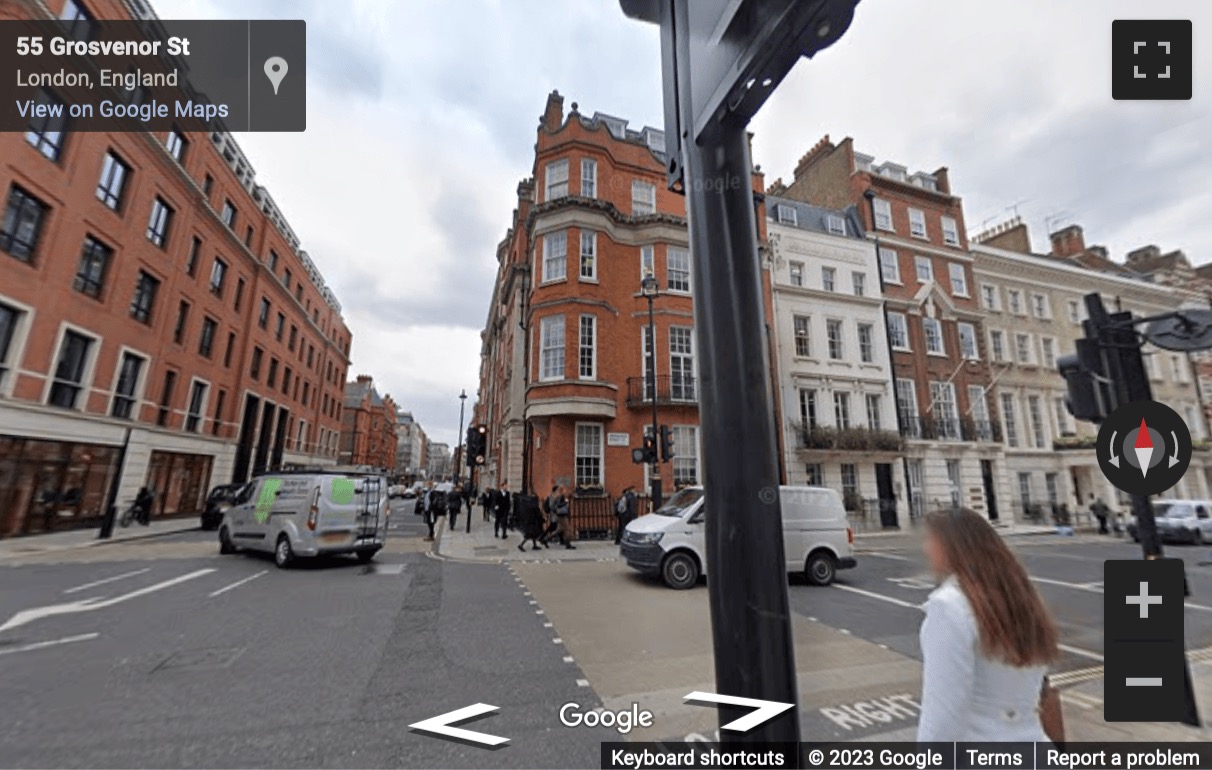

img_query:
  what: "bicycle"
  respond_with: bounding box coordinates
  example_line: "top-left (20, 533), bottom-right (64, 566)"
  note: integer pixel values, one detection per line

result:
top-left (118, 500), bottom-right (147, 527)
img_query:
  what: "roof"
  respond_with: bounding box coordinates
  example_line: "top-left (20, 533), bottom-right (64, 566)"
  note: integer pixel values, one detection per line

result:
top-left (766, 196), bottom-right (864, 240)
top-left (343, 379), bottom-right (383, 409)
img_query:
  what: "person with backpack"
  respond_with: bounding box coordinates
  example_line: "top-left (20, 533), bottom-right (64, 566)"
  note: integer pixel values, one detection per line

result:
top-left (614, 485), bottom-right (638, 544)
top-left (539, 485), bottom-right (560, 547)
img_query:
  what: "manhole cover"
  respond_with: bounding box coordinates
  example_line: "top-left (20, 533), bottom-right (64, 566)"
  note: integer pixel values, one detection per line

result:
top-left (153, 647), bottom-right (244, 672)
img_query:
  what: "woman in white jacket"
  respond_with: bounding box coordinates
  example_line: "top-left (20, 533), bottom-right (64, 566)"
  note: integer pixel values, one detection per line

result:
top-left (917, 508), bottom-right (1059, 742)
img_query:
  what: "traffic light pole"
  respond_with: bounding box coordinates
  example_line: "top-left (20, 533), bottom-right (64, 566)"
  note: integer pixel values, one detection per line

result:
top-left (684, 118), bottom-right (801, 748)
top-left (646, 292), bottom-right (663, 510)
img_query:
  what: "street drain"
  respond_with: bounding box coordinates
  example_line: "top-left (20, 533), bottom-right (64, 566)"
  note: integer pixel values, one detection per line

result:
top-left (153, 646), bottom-right (244, 672)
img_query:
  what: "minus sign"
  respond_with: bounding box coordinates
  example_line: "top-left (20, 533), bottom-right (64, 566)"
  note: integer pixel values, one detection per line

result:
top-left (1126, 677), bottom-right (1164, 686)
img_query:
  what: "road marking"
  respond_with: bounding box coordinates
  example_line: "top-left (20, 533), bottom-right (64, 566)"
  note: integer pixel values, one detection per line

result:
top-left (819, 693), bottom-right (920, 732)
top-left (685, 691), bottom-right (795, 733)
top-left (0, 632), bottom-right (99, 656)
top-left (552, 637), bottom-right (563, 644)
top-left (863, 551), bottom-right (913, 562)
top-left (832, 584), bottom-right (924, 610)
top-left (0, 569), bottom-right (215, 633)
top-left (576, 678), bottom-right (590, 687)
top-left (63, 568), bottom-right (150, 594)
top-left (409, 703), bottom-right (509, 747)
top-left (1058, 643), bottom-right (1104, 662)
top-left (208, 570), bottom-right (268, 597)
top-left (563, 655), bottom-right (574, 663)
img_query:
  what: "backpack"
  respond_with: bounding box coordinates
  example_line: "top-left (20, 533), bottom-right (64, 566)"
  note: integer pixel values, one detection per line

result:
top-left (616, 496), bottom-right (627, 515)
top-left (542, 495), bottom-right (552, 515)
top-left (432, 490), bottom-right (448, 513)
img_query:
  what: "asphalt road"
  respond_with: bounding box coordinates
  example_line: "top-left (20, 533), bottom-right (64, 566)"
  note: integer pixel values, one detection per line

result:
top-left (0, 503), bottom-right (614, 769)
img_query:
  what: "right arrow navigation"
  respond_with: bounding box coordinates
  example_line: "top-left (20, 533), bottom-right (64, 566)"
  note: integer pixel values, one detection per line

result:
top-left (408, 703), bottom-right (510, 748)
top-left (684, 691), bottom-right (794, 733)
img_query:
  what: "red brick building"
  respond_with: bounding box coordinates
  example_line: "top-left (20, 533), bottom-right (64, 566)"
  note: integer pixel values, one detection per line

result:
top-left (478, 92), bottom-right (751, 502)
top-left (339, 375), bottom-right (398, 471)
top-left (0, 0), bottom-right (352, 536)
top-left (773, 137), bottom-right (1003, 520)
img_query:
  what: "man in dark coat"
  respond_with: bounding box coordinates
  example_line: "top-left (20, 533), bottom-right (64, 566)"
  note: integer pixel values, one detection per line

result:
top-left (492, 482), bottom-right (512, 539)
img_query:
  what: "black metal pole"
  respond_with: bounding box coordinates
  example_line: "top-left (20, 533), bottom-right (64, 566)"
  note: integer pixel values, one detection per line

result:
top-left (453, 391), bottom-right (467, 487)
top-left (647, 294), bottom-right (663, 510)
top-left (466, 462), bottom-right (474, 533)
top-left (98, 427), bottom-right (131, 540)
top-left (684, 119), bottom-right (800, 747)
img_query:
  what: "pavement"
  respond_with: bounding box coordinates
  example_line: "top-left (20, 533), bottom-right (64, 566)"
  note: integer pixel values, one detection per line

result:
top-left (0, 517), bottom-right (200, 562)
top-left (2, 507), bottom-right (1211, 768)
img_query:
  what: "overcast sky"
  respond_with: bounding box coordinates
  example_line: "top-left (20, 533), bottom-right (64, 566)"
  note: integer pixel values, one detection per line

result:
top-left (154, 0), bottom-right (1212, 445)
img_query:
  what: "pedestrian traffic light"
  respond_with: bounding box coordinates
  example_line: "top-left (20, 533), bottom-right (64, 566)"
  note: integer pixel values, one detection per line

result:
top-left (466, 424), bottom-right (489, 467)
top-left (659, 424), bottom-right (675, 462)
top-left (632, 434), bottom-right (657, 464)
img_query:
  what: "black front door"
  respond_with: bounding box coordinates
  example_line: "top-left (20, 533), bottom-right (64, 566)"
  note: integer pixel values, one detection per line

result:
top-left (981, 459), bottom-right (999, 521)
top-left (875, 463), bottom-right (898, 528)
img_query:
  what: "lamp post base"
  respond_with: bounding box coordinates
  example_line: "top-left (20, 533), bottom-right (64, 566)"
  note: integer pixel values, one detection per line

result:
top-left (650, 472), bottom-right (663, 511)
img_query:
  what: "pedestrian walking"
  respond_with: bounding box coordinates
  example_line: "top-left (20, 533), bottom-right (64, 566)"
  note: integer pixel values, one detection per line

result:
top-left (518, 495), bottom-right (545, 552)
top-left (493, 483), bottom-right (512, 539)
top-left (916, 507), bottom-right (1060, 743)
top-left (449, 484), bottom-right (464, 530)
top-left (614, 485), bottom-right (638, 544)
top-left (553, 485), bottom-right (575, 550)
top-left (1090, 496), bottom-right (1110, 535)
top-left (480, 489), bottom-right (492, 522)
top-left (134, 486), bottom-right (155, 526)
top-left (539, 486), bottom-right (560, 547)
top-left (421, 483), bottom-right (437, 542)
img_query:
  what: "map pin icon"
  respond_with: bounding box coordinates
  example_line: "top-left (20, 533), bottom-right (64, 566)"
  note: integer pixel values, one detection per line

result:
top-left (264, 56), bottom-right (288, 95)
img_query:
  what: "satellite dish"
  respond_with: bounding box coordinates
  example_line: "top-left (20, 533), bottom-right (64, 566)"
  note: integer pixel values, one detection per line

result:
top-left (1144, 309), bottom-right (1212, 352)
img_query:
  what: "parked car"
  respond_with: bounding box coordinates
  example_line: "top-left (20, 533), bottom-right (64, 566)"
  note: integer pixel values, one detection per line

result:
top-left (1127, 500), bottom-right (1212, 544)
top-left (388, 484), bottom-right (406, 499)
top-left (218, 472), bottom-right (389, 568)
top-left (620, 485), bottom-right (856, 589)
top-left (201, 483), bottom-right (244, 530)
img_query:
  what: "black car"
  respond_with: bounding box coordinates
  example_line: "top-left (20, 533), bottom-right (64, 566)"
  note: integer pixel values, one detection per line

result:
top-left (201, 483), bottom-right (244, 530)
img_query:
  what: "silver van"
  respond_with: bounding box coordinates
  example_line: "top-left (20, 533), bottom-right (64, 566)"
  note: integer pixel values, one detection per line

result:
top-left (218, 472), bottom-right (390, 568)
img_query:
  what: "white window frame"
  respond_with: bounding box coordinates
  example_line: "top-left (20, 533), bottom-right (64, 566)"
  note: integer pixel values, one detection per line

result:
top-left (887, 312), bottom-right (910, 351)
top-left (574, 422), bottom-right (604, 488)
top-left (669, 326), bottom-right (696, 401)
top-left (826, 319), bottom-right (844, 360)
top-left (958, 322), bottom-right (978, 360)
top-left (821, 266), bottom-right (836, 292)
top-left (908, 208), bottom-right (927, 239)
top-left (1031, 293), bottom-right (1051, 319)
top-left (1008, 289), bottom-right (1024, 315)
top-left (43, 322), bottom-right (100, 410)
top-left (980, 283), bottom-right (1000, 311)
top-left (640, 244), bottom-right (655, 280)
top-left (852, 271), bottom-right (866, 297)
top-left (578, 315), bottom-right (596, 380)
top-left (857, 323), bottom-right (875, 363)
top-left (544, 158), bottom-right (569, 201)
top-left (941, 216), bottom-right (960, 246)
top-left (788, 261), bottom-right (804, 287)
top-left (826, 214), bottom-right (846, 235)
top-left (923, 317), bottom-right (945, 355)
top-left (1001, 393), bottom-right (1019, 448)
top-left (865, 393), bottom-right (883, 431)
top-left (539, 315), bottom-right (565, 382)
top-left (879, 247), bottom-right (900, 284)
top-left (872, 198), bottom-right (893, 231)
top-left (1053, 396), bottom-right (1072, 436)
top-left (833, 391), bottom-right (851, 430)
top-left (776, 204), bottom-right (797, 225)
top-left (580, 158), bottom-right (597, 198)
top-left (667, 247), bottom-right (691, 293)
top-left (184, 377), bottom-right (210, 434)
top-left (579, 230), bottom-right (597, 281)
top-left (631, 180), bottom-right (656, 215)
top-left (108, 345), bottom-right (150, 419)
top-left (1014, 332), bottom-right (1034, 365)
top-left (671, 425), bottom-right (701, 487)
top-left (1027, 394), bottom-right (1047, 449)
top-left (542, 231), bottom-right (567, 283)
top-left (914, 255), bottom-right (933, 283)
top-left (1041, 336), bottom-right (1057, 368)
top-left (0, 294), bottom-right (34, 398)
top-left (793, 315), bottom-right (811, 357)
top-left (990, 329), bottom-right (1006, 362)
top-left (948, 263), bottom-right (968, 297)
top-left (1067, 299), bottom-right (1082, 324)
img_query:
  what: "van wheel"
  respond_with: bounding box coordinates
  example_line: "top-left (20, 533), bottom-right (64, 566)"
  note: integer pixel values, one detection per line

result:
top-left (806, 551), bottom-right (837, 586)
top-left (274, 535), bottom-right (295, 569)
top-left (219, 526), bottom-right (237, 555)
top-left (356, 550), bottom-right (376, 564)
top-left (662, 552), bottom-right (699, 590)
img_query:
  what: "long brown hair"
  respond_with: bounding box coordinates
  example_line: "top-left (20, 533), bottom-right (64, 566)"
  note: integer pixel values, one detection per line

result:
top-left (925, 508), bottom-right (1059, 667)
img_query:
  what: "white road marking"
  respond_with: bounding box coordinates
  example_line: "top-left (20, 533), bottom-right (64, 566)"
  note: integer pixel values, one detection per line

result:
top-left (0, 632), bottom-right (99, 656)
top-left (0, 569), bottom-right (215, 633)
top-left (1058, 643), bottom-right (1104, 662)
top-left (832, 584), bottom-right (924, 610)
top-left (576, 678), bottom-right (590, 687)
top-left (552, 637), bottom-right (563, 644)
top-left (863, 551), bottom-right (913, 562)
top-left (63, 568), bottom-right (150, 594)
top-left (208, 570), bottom-right (268, 597)
top-left (543, 622), bottom-right (553, 628)
top-left (563, 655), bottom-right (574, 663)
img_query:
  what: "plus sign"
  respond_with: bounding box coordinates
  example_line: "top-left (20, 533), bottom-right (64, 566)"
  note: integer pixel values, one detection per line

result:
top-left (1126, 581), bottom-right (1164, 619)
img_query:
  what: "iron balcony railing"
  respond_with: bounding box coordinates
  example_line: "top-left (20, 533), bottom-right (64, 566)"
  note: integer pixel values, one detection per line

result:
top-left (899, 416), bottom-right (1002, 443)
top-left (626, 375), bottom-right (698, 407)
top-left (794, 424), bottom-right (904, 452)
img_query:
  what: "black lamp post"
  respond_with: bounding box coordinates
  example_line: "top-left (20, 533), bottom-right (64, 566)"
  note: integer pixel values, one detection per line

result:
top-left (641, 271), bottom-right (663, 509)
top-left (453, 389), bottom-right (467, 486)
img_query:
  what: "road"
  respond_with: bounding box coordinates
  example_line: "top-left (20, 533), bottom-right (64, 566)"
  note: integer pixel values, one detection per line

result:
top-left (0, 503), bottom-right (614, 769)
top-left (2, 519), bottom-right (1208, 768)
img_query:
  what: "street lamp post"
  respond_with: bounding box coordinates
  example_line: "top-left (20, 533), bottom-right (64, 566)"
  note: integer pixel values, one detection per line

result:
top-left (641, 272), bottom-right (663, 510)
top-left (453, 389), bottom-right (468, 486)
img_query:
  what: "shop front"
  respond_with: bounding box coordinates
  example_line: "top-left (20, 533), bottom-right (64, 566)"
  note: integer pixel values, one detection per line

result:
top-left (144, 450), bottom-right (212, 518)
top-left (0, 436), bottom-right (120, 537)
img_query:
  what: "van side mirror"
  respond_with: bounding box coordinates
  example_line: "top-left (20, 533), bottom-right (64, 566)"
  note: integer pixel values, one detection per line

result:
top-left (688, 510), bottom-right (704, 524)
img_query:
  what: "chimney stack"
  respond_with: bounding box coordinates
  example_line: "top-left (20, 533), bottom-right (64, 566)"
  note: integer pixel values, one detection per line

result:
top-left (1049, 224), bottom-right (1086, 258)
top-left (541, 90), bottom-right (565, 132)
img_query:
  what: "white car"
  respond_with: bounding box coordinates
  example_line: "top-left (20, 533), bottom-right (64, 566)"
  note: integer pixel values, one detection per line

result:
top-left (619, 485), bottom-right (857, 589)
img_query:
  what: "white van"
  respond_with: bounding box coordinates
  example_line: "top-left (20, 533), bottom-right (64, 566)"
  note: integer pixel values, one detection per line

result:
top-left (620, 485), bottom-right (856, 589)
top-left (218, 472), bottom-right (390, 568)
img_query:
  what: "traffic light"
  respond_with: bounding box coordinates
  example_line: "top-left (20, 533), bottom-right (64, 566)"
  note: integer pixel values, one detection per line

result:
top-left (466, 424), bottom-right (489, 467)
top-left (1057, 337), bottom-right (1112, 423)
top-left (659, 424), bottom-right (675, 462)
top-left (632, 434), bottom-right (657, 464)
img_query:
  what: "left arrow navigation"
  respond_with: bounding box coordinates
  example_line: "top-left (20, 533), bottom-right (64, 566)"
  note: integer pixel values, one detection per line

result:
top-left (408, 703), bottom-right (509, 748)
